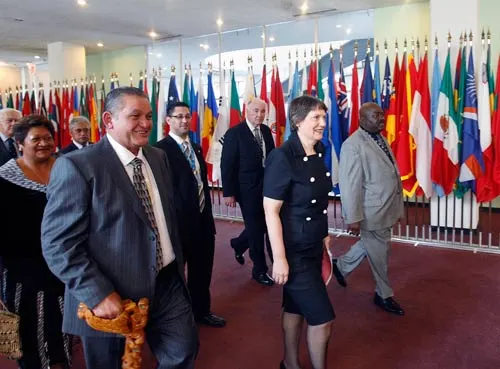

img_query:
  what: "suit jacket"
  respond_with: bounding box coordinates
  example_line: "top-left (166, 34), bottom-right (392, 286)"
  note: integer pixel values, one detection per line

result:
top-left (338, 128), bottom-right (404, 231)
top-left (221, 121), bottom-right (275, 206)
top-left (154, 136), bottom-right (216, 245)
top-left (0, 139), bottom-right (13, 167)
top-left (41, 136), bottom-right (185, 337)
top-left (60, 142), bottom-right (92, 154)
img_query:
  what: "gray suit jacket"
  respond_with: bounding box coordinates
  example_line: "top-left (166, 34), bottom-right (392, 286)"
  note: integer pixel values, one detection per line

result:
top-left (41, 136), bottom-right (185, 337)
top-left (339, 129), bottom-right (404, 231)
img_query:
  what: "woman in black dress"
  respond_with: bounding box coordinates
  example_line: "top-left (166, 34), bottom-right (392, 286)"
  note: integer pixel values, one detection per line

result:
top-left (0, 115), bottom-right (71, 369)
top-left (264, 96), bottom-right (334, 369)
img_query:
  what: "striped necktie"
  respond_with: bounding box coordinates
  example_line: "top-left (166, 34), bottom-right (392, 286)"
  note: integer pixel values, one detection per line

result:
top-left (182, 142), bottom-right (205, 212)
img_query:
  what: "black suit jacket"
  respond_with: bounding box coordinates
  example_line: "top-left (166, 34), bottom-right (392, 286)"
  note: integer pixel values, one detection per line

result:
top-left (154, 136), bottom-right (216, 245)
top-left (0, 140), bottom-right (13, 167)
top-left (221, 121), bottom-right (275, 205)
top-left (60, 142), bottom-right (92, 154)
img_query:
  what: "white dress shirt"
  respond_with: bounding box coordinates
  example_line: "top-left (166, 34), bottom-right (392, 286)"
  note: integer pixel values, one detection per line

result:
top-left (107, 133), bottom-right (175, 266)
top-left (168, 132), bottom-right (201, 174)
top-left (72, 140), bottom-right (87, 149)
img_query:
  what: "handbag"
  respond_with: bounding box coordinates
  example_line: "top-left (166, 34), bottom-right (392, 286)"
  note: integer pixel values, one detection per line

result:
top-left (0, 300), bottom-right (22, 359)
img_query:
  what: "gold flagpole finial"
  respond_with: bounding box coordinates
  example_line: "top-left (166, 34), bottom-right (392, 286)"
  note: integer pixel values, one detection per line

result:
top-left (395, 39), bottom-right (399, 54)
top-left (447, 32), bottom-right (452, 48)
top-left (375, 41), bottom-right (379, 55)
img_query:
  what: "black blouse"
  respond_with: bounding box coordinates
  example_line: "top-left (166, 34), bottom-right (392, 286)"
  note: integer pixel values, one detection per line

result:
top-left (263, 132), bottom-right (331, 250)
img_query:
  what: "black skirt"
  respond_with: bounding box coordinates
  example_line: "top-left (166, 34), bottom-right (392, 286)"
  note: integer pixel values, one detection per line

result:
top-left (282, 242), bottom-right (335, 325)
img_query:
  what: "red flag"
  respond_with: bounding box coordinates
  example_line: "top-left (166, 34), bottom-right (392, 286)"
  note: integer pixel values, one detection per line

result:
top-left (307, 59), bottom-right (317, 96)
top-left (22, 91), bottom-right (31, 116)
top-left (491, 56), bottom-right (500, 193)
top-left (349, 56), bottom-right (360, 135)
top-left (269, 66), bottom-right (286, 147)
top-left (260, 64), bottom-right (268, 104)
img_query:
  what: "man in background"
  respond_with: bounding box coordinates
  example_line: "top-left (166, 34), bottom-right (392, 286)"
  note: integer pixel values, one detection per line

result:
top-left (60, 116), bottom-right (92, 154)
top-left (0, 108), bottom-right (22, 166)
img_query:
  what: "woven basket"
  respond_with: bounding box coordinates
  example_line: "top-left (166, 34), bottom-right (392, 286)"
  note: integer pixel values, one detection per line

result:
top-left (0, 300), bottom-right (22, 359)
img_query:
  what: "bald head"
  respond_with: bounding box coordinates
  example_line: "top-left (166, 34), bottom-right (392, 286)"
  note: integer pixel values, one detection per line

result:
top-left (359, 102), bottom-right (385, 133)
top-left (0, 108), bottom-right (22, 137)
top-left (246, 98), bottom-right (267, 126)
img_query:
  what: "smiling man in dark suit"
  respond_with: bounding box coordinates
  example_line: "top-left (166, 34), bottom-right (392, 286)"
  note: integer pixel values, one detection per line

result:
top-left (221, 97), bottom-right (275, 286)
top-left (60, 116), bottom-right (92, 154)
top-left (155, 101), bottom-right (225, 328)
top-left (41, 87), bottom-right (198, 369)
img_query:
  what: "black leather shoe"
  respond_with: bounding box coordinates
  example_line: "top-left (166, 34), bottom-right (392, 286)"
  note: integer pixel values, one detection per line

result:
top-left (280, 361), bottom-right (286, 369)
top-left (253, 273), bottom-right (274, 286)
top-left (196, 312), bottom-right (226, 328)
top-left (332, 258), bottom-right (347, 287)
top-left (234, 251), bottom-right (245, 265)
top-left (373, 293), bottom-right (404, 316)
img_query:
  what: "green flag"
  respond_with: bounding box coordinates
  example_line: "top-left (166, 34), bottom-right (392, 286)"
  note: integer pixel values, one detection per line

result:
top-left (454, 45), bottom-right (468, 198)
top-left (229, 70), bottom-right (242, 126)
top-left (182, 71), bottom-right (190, 105)
top-left (317, 60), bottom-right (324, 101)
top-left (149, 76), bottom-right (158, 145)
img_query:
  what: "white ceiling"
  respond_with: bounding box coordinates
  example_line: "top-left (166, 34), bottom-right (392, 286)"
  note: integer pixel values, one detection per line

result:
top-left (0, 0), bottom-right (426, 65)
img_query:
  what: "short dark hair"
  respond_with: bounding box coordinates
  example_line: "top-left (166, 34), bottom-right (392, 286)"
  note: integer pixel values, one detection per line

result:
top-left (14, 115), bottom-right (55, 144)
top-left (288, 95), bottom-right (328, 131)
top-left (167, 101), bottom-right (190, 117)
top-left (104, 87), bottom-right (149, 116)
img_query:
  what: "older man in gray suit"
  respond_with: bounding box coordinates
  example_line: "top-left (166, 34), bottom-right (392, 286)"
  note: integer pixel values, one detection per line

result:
top-left (334, 102), bottom-right (405, 316)
top-left (42, 87), bottom-right (198, 369)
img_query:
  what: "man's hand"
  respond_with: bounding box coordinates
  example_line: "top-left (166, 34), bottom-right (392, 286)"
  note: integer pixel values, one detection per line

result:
top-left (224, 196), bottom-right (236, 208)
top-left (92, 292), bottom-right (123, 319)
top-left (347, 222), bottom-right (361, 236)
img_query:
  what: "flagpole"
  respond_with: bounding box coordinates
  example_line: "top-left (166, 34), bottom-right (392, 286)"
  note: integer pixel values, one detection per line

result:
top-left (314, 18), bottom-right (319, 64)
top-left (179, 39), bottom-right (183, 98)
top-left (262, 25), bottom-right (267, 70)
top-left (218, 31), bottom-right (222, 95)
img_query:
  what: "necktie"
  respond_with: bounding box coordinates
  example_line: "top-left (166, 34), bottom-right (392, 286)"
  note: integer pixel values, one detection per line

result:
top-left (130, 158), bottom-right (163, 272)
top-left (373, 134), bottom-right (394, 164)
top-left (182, 142), bottom-right (205, 212)
top-left (254, 127), bottom-right (263, 152)
top-left (6, 138), bottom-right (17, 159)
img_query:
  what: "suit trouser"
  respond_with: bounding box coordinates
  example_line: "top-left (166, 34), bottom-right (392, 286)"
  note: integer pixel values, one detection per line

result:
top-left (184, 208), bottom-right (215, 319)
top-left (337, 227), bottom-right (394, 299)
top-left (233, 200), bottom-right (268, 276)
top-left (81, 263), bottom-right (199, 369)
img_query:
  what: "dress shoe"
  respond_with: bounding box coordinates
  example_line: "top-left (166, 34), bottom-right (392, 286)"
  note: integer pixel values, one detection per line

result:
top-left (280, 361), bottom-right (286, 369)
top-left (234, 250), bottom-right (245, 265)
top-left (332, 258), bottom-right (347, 287)
top-left (196, 312), bottom-right (226, 328)
top-left (253, 273), bottom-right (274, 286)
top-left (373, 293), bottom-right (405, 316)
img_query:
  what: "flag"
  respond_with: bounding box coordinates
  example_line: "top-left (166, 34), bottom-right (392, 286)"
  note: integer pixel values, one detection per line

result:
top-left (229, 70), bottom-right (242, 127)
top-left (317, 60), bottom-right (324, 102)
top-left (182, 69), bottom-right (190, 105)
top-left (242, 67), bottom-right (256, 119)
top-left (22, 90), bottom-right (31, 116)
top-left (338, 57), bottom-right (350, 142)
top-left (268, 65), bottom-right (287, 147)
top-left (492, 55), bottom-right (500, 189)
top-left (285, 60), bottom-right (301, 140)
top-left (39, 88), bottom-right (47, 117)
top-left (349, 55), bottom-right (360, 135)
top-left (431, 51), bottom-right (460, 196)
top-left (374, 53), bottom-right (382, 106)
top-left (409, 52), bottom-right (432, 197)
top-left (48, 89), bottom-right (60, 150)
top-left (360, 52), bottom-right (375, 104)
top-left (454, 43), bottom-right (468, 198)
top-left (260, 64), bottom-right (268, 104)
top-left (431, 48), bottom-right (441, 138)
top-left (89, 83), bottom-right (100, 143)
top-left (0, 92), bottom-right (3, 110)
top-left (381, 55), bottom-right (392, 111)
top-left (327, 58), bottom-right (342, 193)
top-left (301, 60), bottom-right (308, 95)
top-left (157, 75), bottom-right (166, 142)
top-left (307, 58), bottom-right (317, 96)
top-left (202, 71), bottom-right (218, 182)
top-left (164, 74), bottom-right (179, 136)
top-left (6, 90), bottom-right (14, 108)
top-left (190, 73), bottom-right (201, 145)
top-left (148, 76), bottom-right (158, 145)
top-left (30, 89), bottom-right (36, 114)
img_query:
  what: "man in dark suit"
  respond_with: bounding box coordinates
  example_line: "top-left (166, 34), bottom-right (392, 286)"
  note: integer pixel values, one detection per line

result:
top-left (60, 116), bottom-right (92, 154)
top-left (154, 101), bottom-right (226, 328)
top-left (0, 108), bottom-right (22, 166)
top-left (41, 87), bottom-right (198, 369)
top-left (221, 97), bottom-right (275, 286)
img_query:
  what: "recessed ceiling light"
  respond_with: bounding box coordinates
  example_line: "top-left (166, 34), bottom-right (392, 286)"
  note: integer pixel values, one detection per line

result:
top-left (34, 55), bottom-right (40, 59)
top-left (148, 51), bottom-right (153, 55)
top-left (149, 30), bottom-right (158, 39)
top-left (156, 53), bottom-right (162, 58)
top-left (77, 0), bottom-right (87, 7)
top-left (269, 37), bottom-right (275, 42)
top-left (336, 24), bottom-right (342, 28)
top-left (97, 42), bottom-right (104, 47)
top-left (199, 44), bottom-right (209, 50)
top-left (346, 28), bottom-right (352, 34)
top-left (216, 18), bottom-right (223, 27)
top-left (300, 2), bottom-right (308, 13)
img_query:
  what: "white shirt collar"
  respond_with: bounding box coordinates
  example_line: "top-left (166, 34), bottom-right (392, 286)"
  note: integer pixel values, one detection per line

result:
top-left (72, 140), bottom-right (85, 149)
top-left (106, 133), bottom-right (145, 167)
top-left (0, 132), bottom-right (10, 143)
top-left (246, 120), bottom-right (261, 133)
top-left (169, 132), bottom-right (190, 146)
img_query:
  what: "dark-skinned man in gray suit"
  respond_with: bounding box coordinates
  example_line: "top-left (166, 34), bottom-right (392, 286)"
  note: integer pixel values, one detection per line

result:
top-left (41, 87), bottom-right (198, 369)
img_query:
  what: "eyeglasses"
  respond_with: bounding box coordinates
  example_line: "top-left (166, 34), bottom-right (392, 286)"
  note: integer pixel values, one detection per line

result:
top-left (169, 114), bottom-right (192, 120)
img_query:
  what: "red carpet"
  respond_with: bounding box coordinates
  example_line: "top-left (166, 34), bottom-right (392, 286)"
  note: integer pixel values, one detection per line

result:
top-left (2, 219), bottom-right (500, 368)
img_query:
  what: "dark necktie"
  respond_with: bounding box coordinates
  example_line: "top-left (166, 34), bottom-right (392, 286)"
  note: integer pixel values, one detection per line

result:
top-left (181, 141), bottom-right (205, 212)
top-left (130, 158), bottom-right (163, 272)
top-left (254, 127), bottom-right (263, 151)
top-left (372, 134), bottom-right (394, 164)
top-left (6, 138), bottom-right (17, 159)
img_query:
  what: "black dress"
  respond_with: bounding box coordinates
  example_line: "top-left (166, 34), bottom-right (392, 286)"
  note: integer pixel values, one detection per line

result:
top-left (263, 131), bottom-right (335, 325)
top-left (0, 159), bottom-right (72, 369)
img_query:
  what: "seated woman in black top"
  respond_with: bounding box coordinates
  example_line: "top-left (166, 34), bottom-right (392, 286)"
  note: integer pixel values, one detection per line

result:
top-left (263, 96), bottom-right (334, 369)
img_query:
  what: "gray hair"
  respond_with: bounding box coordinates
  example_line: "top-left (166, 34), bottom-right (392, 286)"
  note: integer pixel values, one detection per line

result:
top-left (69, 116), bottom-right (90, 129)
top-left (104, 87), bottom-right (149, 116)
top-left (0, 108), bottom-right (22, 121)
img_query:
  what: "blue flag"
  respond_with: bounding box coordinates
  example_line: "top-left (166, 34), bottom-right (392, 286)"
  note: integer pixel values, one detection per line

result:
top-left (360, 53), bottom-right (375, 104)
top-left (338, 59), bottom-right (350, 142)
top-left (381, 55), bottom-right (391, 111)
top-left (167, 75), bottom-right (179, 108)
top-left (374, 54), bottom-right (382, 106)
top-left (328, 59), bottom-right (342, 194)
top-left (284, 60), bottom-right (301, 141)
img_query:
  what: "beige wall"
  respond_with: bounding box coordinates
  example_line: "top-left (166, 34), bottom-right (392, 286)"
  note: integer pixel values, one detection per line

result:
top-left (86, 46), bottom-right (147, 87)
top-left (0, 66), bottom-right (22, 98)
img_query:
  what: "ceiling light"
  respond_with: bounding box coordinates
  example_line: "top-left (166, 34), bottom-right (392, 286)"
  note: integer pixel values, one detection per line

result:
top-left (149, 30), bottom-right (158, 39)
top-left (148, 51), bottom-right (153, 55)
top-left (97, 42), bottom-right (103, 47)
top-left (300, 2), bottom-right (308, 13)
top-left (216, 18), bottom-right (223, 27)
top-left (0, 61), bottom-right (8, 67)
top-left (346, 28), bottom-right (352, 34)
top-left (269, 37), bottom-right (275, 42)
top-left (336, 24), bottom-right (342, 28)
top-left (156, 53), bottom-right (162, 58)
top-left (199, 44), bottom-right (209, 50)
top-left (34, 55), bottom-right (40, 59)
top-left (77, 0), bottom-right (87, 7)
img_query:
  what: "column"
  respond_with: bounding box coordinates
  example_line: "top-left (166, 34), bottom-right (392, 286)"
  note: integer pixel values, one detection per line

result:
top-left (48, 42), bottom-right (86, 83)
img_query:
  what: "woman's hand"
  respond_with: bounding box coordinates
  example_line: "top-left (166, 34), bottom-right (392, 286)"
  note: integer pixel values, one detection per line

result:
top-left (272, 257), bottom-right (289, 285)
top-left (323, 234), bottom-right (331, 252)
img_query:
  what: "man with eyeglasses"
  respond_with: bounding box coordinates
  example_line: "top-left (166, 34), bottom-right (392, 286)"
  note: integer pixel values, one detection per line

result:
top-left (155, 101), bottom-right (226, 328)
top-left (60, 116), bottom-right (92, 154)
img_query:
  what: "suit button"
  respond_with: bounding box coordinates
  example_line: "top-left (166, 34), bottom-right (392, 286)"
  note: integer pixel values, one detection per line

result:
top-left (306, 217), bottom-right (311, 221)
top-left (310, 177), bottom-right (315, 182)
top-left (318, 153), bottom-right (322, 158)
top-left (303, 157), bottom-right (308, 162)
top-left (311, 199), bottom-right (317, 204)
top-left (326, 172), bottom-right (331, 177)
top-left (323, 209), bottom-right (327, 214)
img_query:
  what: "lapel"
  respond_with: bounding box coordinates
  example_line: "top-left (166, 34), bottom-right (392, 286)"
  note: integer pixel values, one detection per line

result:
top-left (192, 143), bottom-right (207, 179)
top-left (241, 122), bottom-right (263, 156)
top-left (97, 137), bottom-right (152, 230)
top-left (143, 146), bottom-right (175, 236)
top-left (359, 129), bottom-right (394, 169)
top-left (166, 136), bottom-right (198, 180)
top-left (0, 139), bottom-right (8, 155)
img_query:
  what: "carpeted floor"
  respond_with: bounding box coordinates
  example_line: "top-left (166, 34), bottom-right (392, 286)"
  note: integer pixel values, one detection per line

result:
top-left (2, 219), bottom-right (500, 369)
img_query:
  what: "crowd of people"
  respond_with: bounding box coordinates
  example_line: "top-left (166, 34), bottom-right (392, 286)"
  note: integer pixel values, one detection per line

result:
top-left (0, 88), bottom-right (404, 369)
